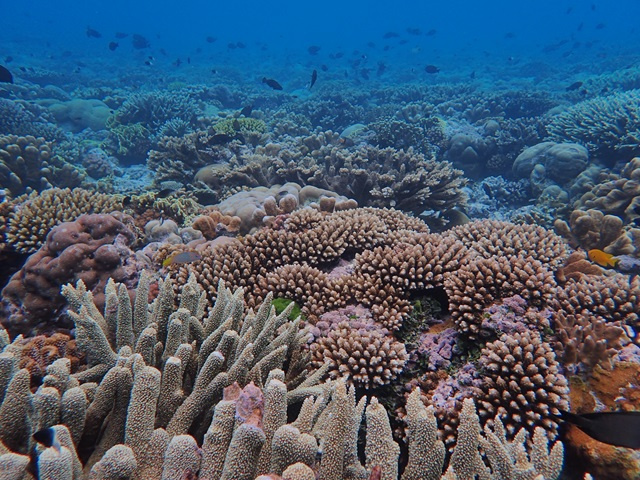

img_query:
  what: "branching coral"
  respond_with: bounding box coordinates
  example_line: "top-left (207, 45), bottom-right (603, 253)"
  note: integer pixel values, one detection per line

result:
top-left (477, 330), bottom-right (570, 439)
top-left (4, 188), bottom-right (123, 254)
top-left (546, 89), bottom-right (640, 158)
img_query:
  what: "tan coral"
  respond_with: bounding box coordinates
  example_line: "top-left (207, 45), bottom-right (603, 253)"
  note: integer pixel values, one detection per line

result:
top-left (310, 321), bottom-right (408, 388)
top-left (554, 208), bottom-right (636, 255)
top-left (5, 188), bottom-right (122, 253)
top-left (477, 330), bottom-right (569, 439)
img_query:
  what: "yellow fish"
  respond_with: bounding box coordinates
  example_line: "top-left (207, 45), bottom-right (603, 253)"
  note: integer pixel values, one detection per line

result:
top-left (162, 251), bottom-right (202, 268)
top-left (588, 249), bottom-right (619, 268)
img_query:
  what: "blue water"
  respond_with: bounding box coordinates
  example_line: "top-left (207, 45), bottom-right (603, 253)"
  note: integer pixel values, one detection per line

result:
top-left (2, 0), bottom-right (639, 86)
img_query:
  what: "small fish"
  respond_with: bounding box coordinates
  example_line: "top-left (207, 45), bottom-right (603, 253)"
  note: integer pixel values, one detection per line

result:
top-left (122, 195), bottom-right (132, 207)
top-left (383, 31), bottom-right (399, 39)
top-left (228, 43), bottom-right (237, 49)
top-left (33, 427), bottom-right (61, 453)
top-left (566, 81), bottom-right (583, 91)
top-left (595, 23), bottom-right (605, 30)
top-left (206, 36), bottom-right (217, 43)
top-left (5, 56), bottom-right (13, 63)
top-left (156, 188), bottom-right (175, 198)
top-left (426, 29), bottom-right (437, 36)
top-left (174, 58), bottom-right (182, 67)
top-left (560, 410), bottom-right (640, 449)
top-left (132, 33), bottom-right (150, 49)
top-left (232, 119), bottom-right (241, 130)
top-left (262, 77), bottom-right (283, 90)
top-left (588, 249), bottom-right (619, 268)
top-left (162, 251), bottom-right (202, 268)
top-left (308, 45), bottom-right (321, 55)
top-left (108, 42), bottom-right (119, 51)
top-left (86, 27), bottom-right (102, 38)
top-left (187, 57), bottom-right (191, 64)
top-left (236, 42), bottom-right (246, 49)
top-left (0, 65), bottom-right (13, 83)
top-left (470, 70), bottom-right (476, 79)
top-left (309, 69), bottom-right (318, 89)
top-left (321, 64), bottom-right (328, 72)
top-left (504, 32), bottom-right (516, 39)
top-left (210, 133), bottom-right (234, 145)
top-left (115, 32), bottom-right (129, 39)
top-left (406, 27), bottom-right (421, 35)
top-left (376, 62), bottom-right (386, 76)
top-left (424, 64), bottom-right (440, 74)
top-left (239, 105), bottom-right (253, 117)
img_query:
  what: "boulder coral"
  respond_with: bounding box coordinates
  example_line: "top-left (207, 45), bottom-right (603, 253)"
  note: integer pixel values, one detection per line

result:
top-left (2, 213), bottom-right (141, 335)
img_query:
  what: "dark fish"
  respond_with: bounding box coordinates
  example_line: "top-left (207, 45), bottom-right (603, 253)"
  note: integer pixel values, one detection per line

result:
top-left (122, 196), bottom-right (132, 207)
top-left (566, 81), bottom-right (583, 91)
top-left (406, 27), bottom-right (421, 35)
top-left (210, 133), bottom-right (234, 144)
top-left (376, 62), bottom-right (386, 76)
top-left (262, 77), bottom-right (283, 90)
top-left (156, 188), bottom-right (175, 198)
top-left (308, 45), bottom-right (321, 55)
top-left (383, 31), bottom-right (399, 39)
top-left (366, 41), bottom-right (376, 48)
top-left (0, 65), bottom-right (13, 83)
top-left (309, 69), bottom-right (318, 89)
top-left (232, 119), bottom-right (241, 130)
top-left (321, 64), bottom-right (328, 72)
top-left (187, 57), bottom-right (191, 64)
top-left (504, 32), bottom-right (516, 39)
top-left (425, 64), bottom-right (440, 74)
top-left (86, 27), bottom-right (102, 38)
top-left (108, 42), bottom-right (119, 51)
top-left (566, 6), bottom-right (573, 14)
top-left (33, 427), bottom-right (61, 452)
top-left (5, 56), bottom-right (13, 63)
top-left (426, 29), bottom-right (437, 36)
top-left (115, 32), bottom-right (129, 39)
top-left (132, 34), bottom-right (150, 49)
top-left (577, 22), bottom-right (584, 31)
top-left (228, 43), bottom-right (237, 49)
top-left (560, 410), bottom-right (640, 449)
top-left (360, 68), bottom-right (370, 80)
top-left (482, 183), bottom-right (493, 197)
top-left (206, 36), bottom-right (217, 43)
top-left (236, 42), bottom-right (246, 49)
top-left (596, 23), bottom-right (605, 29)
top-left (162, 251), bottom-right (202, 268)
top-left (159, 48), bottom-right (168, 56)
top-left (591, 3), bottom-right (596, 10)
top-left (240, 105), bottom-right (253, 117)
top-left (470, 70), bottom-right (476, 79)
top-left (174, 58), bottom-right (182, 67)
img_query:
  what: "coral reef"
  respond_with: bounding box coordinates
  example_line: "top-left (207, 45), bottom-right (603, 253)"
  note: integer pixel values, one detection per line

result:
top-left (0, 134), bottom-right (85, 197)
top-left (512, 141), bottom-right (589, 185)
top-left (2, 213), bottom-right (141, 335)
top-left (3, 188), bottom-right (123, 254)
top-left (546, 90), bottom-right (640, 159)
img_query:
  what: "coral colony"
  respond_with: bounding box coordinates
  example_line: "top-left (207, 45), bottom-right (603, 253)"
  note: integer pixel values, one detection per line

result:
top-left (3, 5), bottom-right (640, 478)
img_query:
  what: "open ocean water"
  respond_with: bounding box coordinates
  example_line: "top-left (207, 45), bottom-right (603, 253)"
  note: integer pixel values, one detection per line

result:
top-left (2, 0), bottom-right (640, 479)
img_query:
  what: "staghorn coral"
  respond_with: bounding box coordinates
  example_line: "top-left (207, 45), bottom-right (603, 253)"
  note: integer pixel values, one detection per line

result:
top-left (310, 321), bottom-right (408, 388)
top-left (4, 188), bottom-right (123, 254)
top-left (477, 330), bottom-right (570, 439)
top-left (2, 213), bottom-right (141, 335)
top-left (546, 89), bottom-right (640, 159)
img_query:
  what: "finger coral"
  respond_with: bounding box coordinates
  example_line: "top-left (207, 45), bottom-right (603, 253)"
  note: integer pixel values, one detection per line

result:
top-left (477, 330), bottom-right (570, 439)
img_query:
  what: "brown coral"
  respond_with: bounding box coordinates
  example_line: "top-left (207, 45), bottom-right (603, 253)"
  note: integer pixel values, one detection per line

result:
top-left (310, 320), bottom-right (408, 388)
top-left (446, 255), bottom-right (557, 338)
top-left (191, 209), bottom-right (242, 240)
top-left (477, 330), bottom-right (569, 439)
top-left (554, 208), bottom-right (637, 255)
top-left (4, 188), bottom-right (123, 253)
